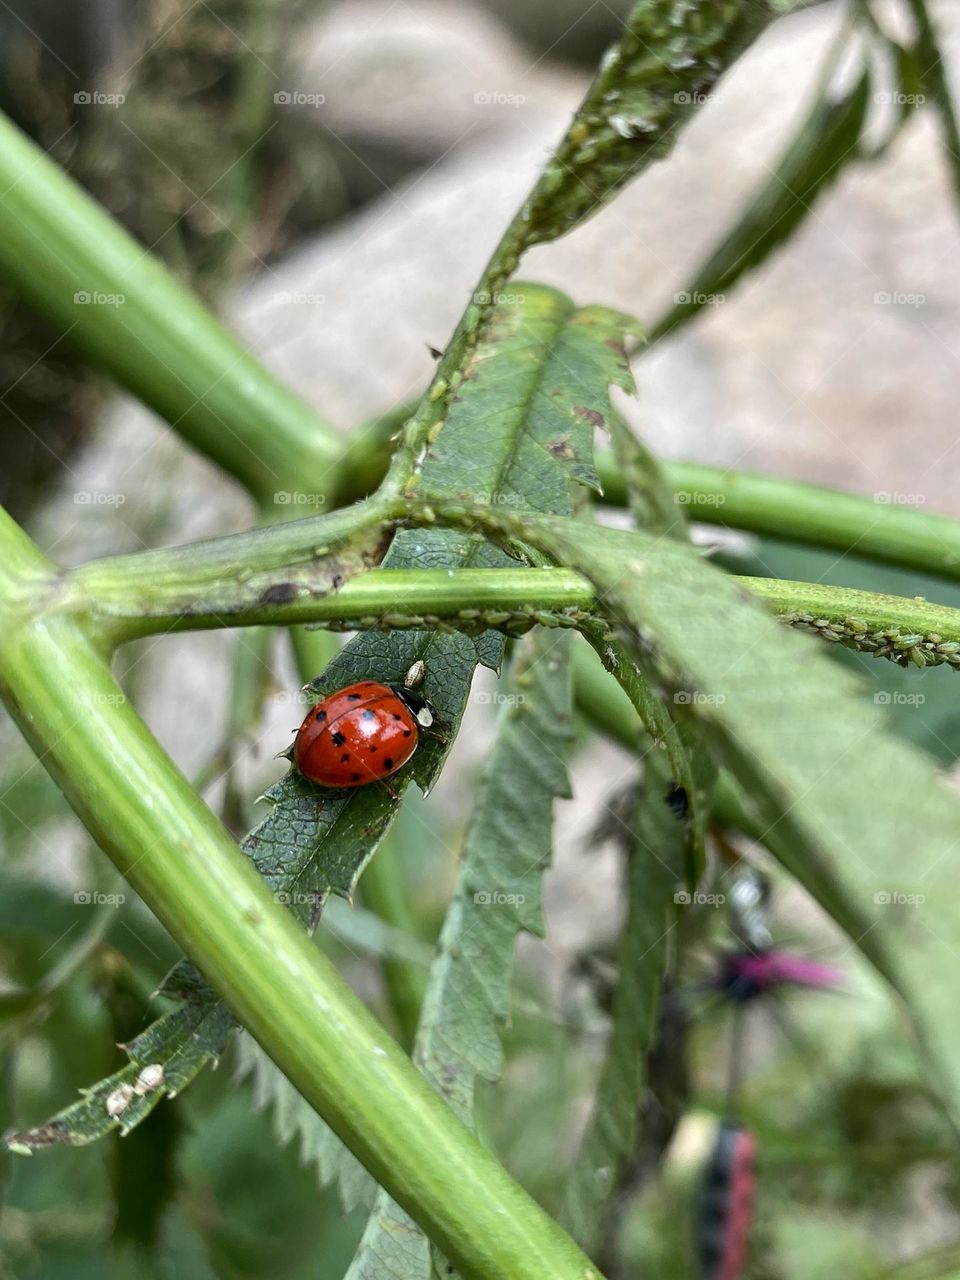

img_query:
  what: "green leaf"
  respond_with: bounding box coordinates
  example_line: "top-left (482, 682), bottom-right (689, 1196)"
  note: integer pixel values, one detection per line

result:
top-left (345, 626), bottom-right (575, 1280)
top-left (904, 0), bottom-right (960, 212)
top-left (322, 897), bottom-right (435, 970)
top-left (596, 415), bottom-right (715, 878)
top-left (5, 964), bottom-right (233, 1151)
top-left (561, 750), bottom-right (684, 1252)
top-left (523, 0), bottom-right (785, 245)
top-left (462, 509), bottom-right (960, 1125)
top-left (651, 69), bottom-right (871, 341)
top-left (7, 285), bottom-right (635, 1168)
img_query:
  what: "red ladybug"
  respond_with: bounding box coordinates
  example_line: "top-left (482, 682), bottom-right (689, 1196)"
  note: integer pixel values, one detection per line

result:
top-left (294, 680), bottom-right (435, 789)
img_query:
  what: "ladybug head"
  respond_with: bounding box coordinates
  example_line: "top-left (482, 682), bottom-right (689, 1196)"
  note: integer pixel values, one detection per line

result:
top-left (391, 684), bottom-right (436, 729)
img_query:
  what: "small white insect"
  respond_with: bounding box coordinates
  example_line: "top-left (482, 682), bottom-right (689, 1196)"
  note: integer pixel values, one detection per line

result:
top-left (404, 659), bottom-right (426, 689)
top-left (133, 1063), bottom-right (165, 1096)
top-left (106, 1084), bottom-right (136, 1118)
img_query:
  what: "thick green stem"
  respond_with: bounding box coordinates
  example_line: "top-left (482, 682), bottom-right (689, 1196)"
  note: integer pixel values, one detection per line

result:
top-left (740, 575), bottom-right (960, 636)
top-left (655, 461), bottom-right (960, 583)
top-left (0, 511), bottom-right (601, 1280)
top-left (66, 496), bottom-right (395, 642)
top-left (51, 495), bottom-right (960, 665)
top-left (0, 111), bottom-right (340, 503)
top-left (85, 567), bottom-right (595, 642)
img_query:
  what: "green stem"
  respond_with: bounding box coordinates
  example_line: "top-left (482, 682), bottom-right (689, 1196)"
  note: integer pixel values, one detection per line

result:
top-left (740, 575), bottom-right (960, 635)
top-left (75, 560), bottom-right (595, 644)
top-left (0, 111), bottom-right (340, 503)
top-left (654, 461), bottom-right (960, 583)
top-left (55, 495), bottom-right (960, 666)
top-left (220, 627), bottom-right (276, 833)
top-left (0, 512), bottom-right (602, 1280)
top-left (740, 575), bottom-right (960, 668)
top-left (66, 496), bottom-right (394, 642)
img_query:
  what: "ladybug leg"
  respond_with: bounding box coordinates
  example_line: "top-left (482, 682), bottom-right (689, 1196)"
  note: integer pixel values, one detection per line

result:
top-left (380, 778), bottom-right (402, 802)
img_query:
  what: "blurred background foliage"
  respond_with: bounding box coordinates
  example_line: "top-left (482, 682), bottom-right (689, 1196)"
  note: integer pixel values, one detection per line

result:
top-left (2, 1), bottom-right (960, 1279)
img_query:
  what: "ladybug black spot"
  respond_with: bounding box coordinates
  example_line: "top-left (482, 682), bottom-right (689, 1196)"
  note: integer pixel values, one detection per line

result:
top-left (331, 731), bottom-right (346, 747)
top-left (315, 709), bottom-right (327, 721)
top-left (351, 772), bottom-right (362, 782)
top-left (340, 753), bottom-right (350, 764)
top-left (402, 729), bottom-right (412, 738)
top-left (392, 713), bottom-right (402, 721)
top-left (384, 757), bottom-right (394, 770)
top-left (369, 744), bottom-right (378, 752)
top-left (346, 693), bottom-right (362, 701)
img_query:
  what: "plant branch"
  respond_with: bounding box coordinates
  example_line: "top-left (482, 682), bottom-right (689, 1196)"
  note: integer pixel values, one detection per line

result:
top-left (740, 575), bottom-right (960, 668)
top-left (65, 496), bottom-right (395, 642)
top-left (36, 494), bottom-right (960, 667)
top-left (77, 565), bottom-right (595, 644)
top-left (0, 511), bottom-right (603, 1280)
top-left (654, 461), bottom-right (960, 584)
top-left (0, 111), bottom-right (341, 503)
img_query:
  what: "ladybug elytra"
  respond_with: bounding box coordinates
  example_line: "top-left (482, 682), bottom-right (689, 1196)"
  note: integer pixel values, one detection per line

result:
top-left (293, 680), bottom-right (435, 789)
